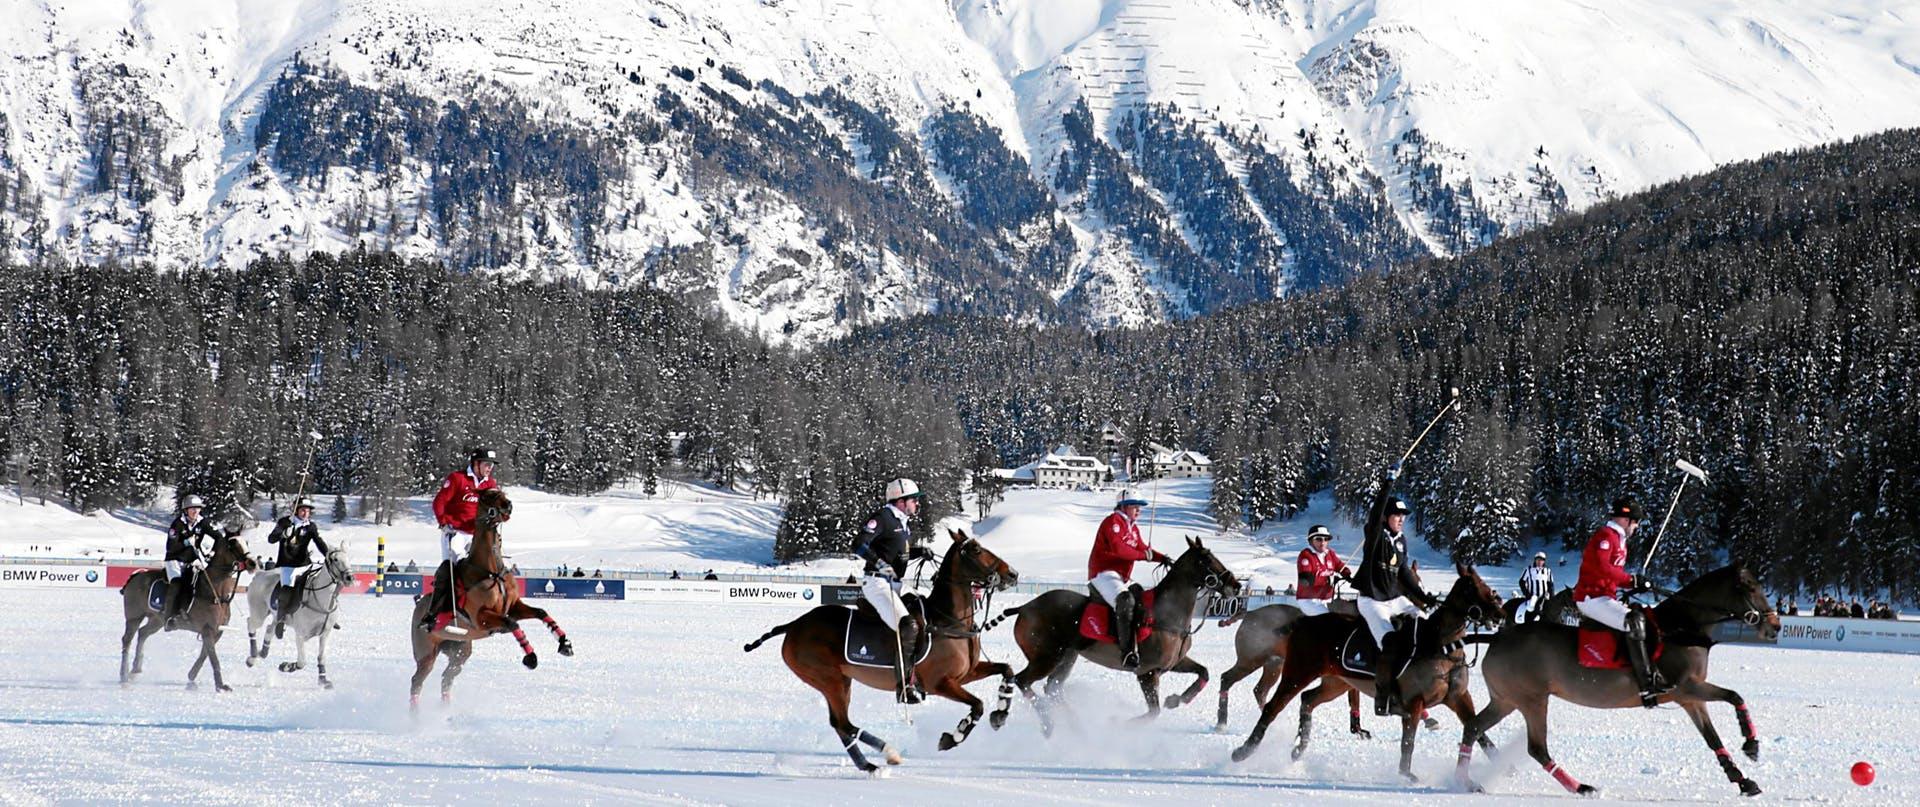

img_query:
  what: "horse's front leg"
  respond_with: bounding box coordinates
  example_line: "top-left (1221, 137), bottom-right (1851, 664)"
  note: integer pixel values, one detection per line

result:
top-left (1398, 703), bottom-right (1423, 783)
top-left (1162, 655), bottom-right (1208, 709)
top-left (931, 676), bottom-right (986, 751)
top-left (507, 599), bottom-right (571, 656)
top-left (1680, 700), bottom-right (1762, 796)
top-left (119, 618), bottom-right (141, 684)
top-left (315, 627), bottom-right (333, 688)
top-left (206, 630), bottom-right (231, 692)
top-left (279, 627), bottom-right (306, 674)
top-left (961, 660), bottom-right (1017, 730)
top-left (1133, 671), bottom-right (1162, 722)
top-left (1680, 679), bottom-right (1761, 760)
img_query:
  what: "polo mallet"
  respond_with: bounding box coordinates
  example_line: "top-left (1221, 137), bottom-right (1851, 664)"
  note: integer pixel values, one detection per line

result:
top-left (1396, 387), bottom-right (1462, 467)
top-left (1641, 459), bottom-right (1710, 575)
top-left (292, 430), bottom-right (324, 503)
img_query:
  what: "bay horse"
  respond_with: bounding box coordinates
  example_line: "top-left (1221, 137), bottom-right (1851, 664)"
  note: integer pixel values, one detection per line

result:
top-left (1231, 562), bottom-right (1505, 782)
top-left (742, 529), bottom-right (1018, 773)
top-left (246, 543), bottom-right (352, 688)
top-left (1454, 562), bottom-right (1779, 797)
top-left (408, 488), bottom-right (573, 710)
top-left (1214, 599), bottom-right (1369, 735)
top-left (985, 536), bottom-right (1239, 735)
top-left (118, 526), bottom-right (257, 691)
top-left (1502, 588), bottom-right (1578, 627)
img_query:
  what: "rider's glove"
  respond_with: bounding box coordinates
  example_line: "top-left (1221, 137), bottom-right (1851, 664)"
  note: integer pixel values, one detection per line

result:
top-left (191, 559), bottom-right (208, 571)
top-left (1152, 551), bottom-right (1174, 566)
top-left (909, 546), bottom-right (934, 561)
top-left (1630, 574), bottom-right (1654, 593)
top-left (1383, 462), bottom-right (1402, 482)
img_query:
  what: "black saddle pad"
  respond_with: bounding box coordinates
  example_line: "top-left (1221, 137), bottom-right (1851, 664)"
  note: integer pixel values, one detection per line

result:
top-left (146, 578), bottom-right (167, 612)
top-left (1337, 622), bottom-right (1380, 677)
top-left (844, 595), bottom-right (929, 669)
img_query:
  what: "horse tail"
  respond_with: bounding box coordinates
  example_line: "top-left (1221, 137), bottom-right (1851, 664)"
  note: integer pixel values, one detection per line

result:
top-left (743, 621), bottom-right (794, 653)
top-left (979, 605), bottom-right (1022, 633)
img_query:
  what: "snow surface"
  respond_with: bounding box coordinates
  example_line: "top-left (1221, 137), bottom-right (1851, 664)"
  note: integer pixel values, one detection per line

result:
top-left (0, 587), bottom-right (1913, 804)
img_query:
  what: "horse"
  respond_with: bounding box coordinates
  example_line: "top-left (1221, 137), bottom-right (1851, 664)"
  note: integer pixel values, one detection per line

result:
top-left (118, 526), bottom-right (257, 691)
top-left (1214, 599), bottom-right (1370, 736)
top-left (408, 488), bottom-right (572, 710)
top-left (245, 543), bottom-right (352, 688)
top-left (985, 536), bottom-right (1239, 735)
top-left (1502, 588), bottom-right (1578, 627)
top-left (742, 529), bottom-right (1019, 773)
top-left (1454, 562), bottom-right (1780, 797)
top-left (1231, 562), bottom-right (1505, 782)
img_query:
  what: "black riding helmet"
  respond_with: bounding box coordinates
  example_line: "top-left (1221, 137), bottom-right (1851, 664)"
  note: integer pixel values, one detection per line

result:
top-left (1386, 497), bottom-right (1412, 516)
top-left (470, 447), bottom-right (500, 466)
top-left (1610, 497), bottom-right (1642, 520)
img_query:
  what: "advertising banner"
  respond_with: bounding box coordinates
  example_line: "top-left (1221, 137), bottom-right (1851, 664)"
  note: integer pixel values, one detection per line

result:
top-left (0, 563), bottom-right (107, 588)
top-left (1776, 616), bottom-right (1920, 654)
top-left (624, 579), bottom-right (823, 606)
top-left (523, 577), bottom-right (625, 600)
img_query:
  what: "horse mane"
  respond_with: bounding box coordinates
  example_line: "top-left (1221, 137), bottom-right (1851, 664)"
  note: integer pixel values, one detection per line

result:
top-left (1655, 562), bottom-right (1755, 633)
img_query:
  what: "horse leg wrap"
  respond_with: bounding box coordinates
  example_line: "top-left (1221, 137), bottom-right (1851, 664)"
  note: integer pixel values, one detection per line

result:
top-left (1734, 703), bottom-right (1756, 737)
top-left (511, 628), bottom-right (534, 654)
top-left (542, 617), bottom-right (566, 638)
top-left (1458, 742), bottom-right (1474, 763)
top-left (1544, 761), bottom-right (1582, 793)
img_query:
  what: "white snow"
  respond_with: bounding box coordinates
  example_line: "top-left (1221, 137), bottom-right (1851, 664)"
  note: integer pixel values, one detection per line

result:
top-left (1, 584), bottom-right (1913, 803)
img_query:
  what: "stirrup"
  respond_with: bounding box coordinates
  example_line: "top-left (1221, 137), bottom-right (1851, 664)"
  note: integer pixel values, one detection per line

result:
top-left (1120, 649), bottom-right (1141, 670)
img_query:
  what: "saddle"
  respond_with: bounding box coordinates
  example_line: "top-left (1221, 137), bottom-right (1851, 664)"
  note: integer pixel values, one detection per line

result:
top-left (145, 577), bottom-right (168, 612)
top-left (843, 594), bottom-right (929, 668)
top-left (1079, 590), bottom-right (1155, 644)
top-left (1577, 613), bottom-right (1665, 670)
top-left (1333, 614), bottom-right (1423, 677)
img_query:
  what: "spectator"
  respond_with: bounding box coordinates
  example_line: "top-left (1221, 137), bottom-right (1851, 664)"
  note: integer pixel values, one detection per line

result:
top-left (670, 570), bottom-right (681, 580)
top-left (510, 563), bottom-right (521, 575)
top-left (1787, 597), bottom-right (1798, 616)
top-left (572, 567), bottom-right (586, 578)
top-left (1851, 599), bottom-right (1866, 619)
top-left (387, 562), bottom-right (399, 573)
top-left (703, 569), bottom-right (719, 581)
top-left (845, 574), bottom-right (858, 584)
top-left (404, 559), bottom-right (418, 573)
top-left (591, 568), bottom-right (602, 578)
top-left (558, 564), bottom-right (568, 577)
top-left (1265, 585), bottom-right (1275, 597)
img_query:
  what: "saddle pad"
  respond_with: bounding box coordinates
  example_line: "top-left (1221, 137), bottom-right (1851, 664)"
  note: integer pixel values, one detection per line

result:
top-left (146, 578), bottom-right (166, 612)
top-left (1576, 613), bottom-right (1664, 670)
top-left (1337, 620), bottom-right (1379, 677)
top-left (1079, 590), bottom-right (1156, 644)
top-left (843, 597), bottom-right (930, 669)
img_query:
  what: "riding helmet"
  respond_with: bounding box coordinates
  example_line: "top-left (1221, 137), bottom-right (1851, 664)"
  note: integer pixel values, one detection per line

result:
top-left (1610, 497), bottom-right (1642, 520)
top-left (181, 494), bottom-right (205, 509)
top-left (1116, 488), bottom-right (1150, 508)
top-left (292, 497), bottom-right (315, 512)
top-left (470, 447), bottom-right (499, 465)
top-left (1385, 497), bottom-right (1412, 515)
top-left (1307, 524), bottom-right (1334, 541)
top-left (884, 478), bottom-right (923, 502)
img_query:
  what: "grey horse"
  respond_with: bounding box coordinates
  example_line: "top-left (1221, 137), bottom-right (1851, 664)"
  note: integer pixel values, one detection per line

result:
top-left (246, 543), bottom-right (351, 688)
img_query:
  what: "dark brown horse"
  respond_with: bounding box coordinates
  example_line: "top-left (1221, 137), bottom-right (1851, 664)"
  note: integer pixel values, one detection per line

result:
top-left (409, 488), bottom-right (572, 710)
top-left (119, 526), bottom-right (257, 691)
top-left (742, 529), bottom-right (1018, 773)
top-left (1231, 563), bottom-right (1505, 782)
top-left (1214, 599), bottom-right (1368, 735)
top-left (986, 536), bottom-right (1239, 735)
top-left (1454, 563), bottom-right (1779, 797)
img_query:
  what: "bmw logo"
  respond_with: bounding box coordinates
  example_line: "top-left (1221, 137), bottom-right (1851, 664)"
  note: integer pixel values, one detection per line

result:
top-left (85, 570), bottom-right (100, 583)
top-left (1836, 625), bottom-right (1847, 642)
top-left (803, 588), bottom-right (815, 601)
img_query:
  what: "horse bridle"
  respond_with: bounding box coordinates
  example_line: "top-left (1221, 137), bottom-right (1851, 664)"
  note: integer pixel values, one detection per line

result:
top-left (1655, 587), bottom-right (1776, 628)
top-left (292, 553), bottom-right (350, 616)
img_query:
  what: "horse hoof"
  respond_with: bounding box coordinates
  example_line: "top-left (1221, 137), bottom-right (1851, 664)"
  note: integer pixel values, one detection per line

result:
top-left (1230, 744), bottom-right (1257, 763)
top-left (1401, 771), bottom-right (1420, 784)
top-left (938, 733), bottom-right (958, 751)
top-left (1213, 722), bottom-right (1229, 734)
top-left (1576, 784), bottom-right (1598, 797)
top-left (245, 657), bottom-right (256, 668)
top-left (1290, 746), bottom-right (1306, 762)
top-left (1163, 695), bottom-right (1184, 710)
top-left (279, 662), bottom-right (299, 673)
top-left (1353, 729), bottom-right (1373, 740)
top-left (1424, 717), bottom-right (1441, 730)
top-left (989, 711), bottom-right (1008, 730)
top-left (522, 653), bottom-right (539, 670)
top-left (883, 746), bottom-right (902, 765)
top-left (1742, 739), bottom-right (1760, 761)
top-left (320, 678), bottom-right (334, 690)
top-left (184, 682), bottom-right (198, 691)
top-left (1456, 777), bottom-right (1485, 794)
top-left (1738, 779), bottom-right (1761, 797)
top-left (864, 766), bottom-right (888, 779)
top-left (558, 640), bottom-right (574, 657)
top-left (216, 684), bottom-right (233, 693)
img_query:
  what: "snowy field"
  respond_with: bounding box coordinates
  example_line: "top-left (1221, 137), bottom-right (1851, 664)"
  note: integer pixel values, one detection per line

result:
top-left (0, 587), bottom-right (1912, 805)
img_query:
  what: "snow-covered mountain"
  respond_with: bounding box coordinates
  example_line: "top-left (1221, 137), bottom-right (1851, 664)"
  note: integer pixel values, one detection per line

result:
top-left (5, 0), bottom-right (1919, 340)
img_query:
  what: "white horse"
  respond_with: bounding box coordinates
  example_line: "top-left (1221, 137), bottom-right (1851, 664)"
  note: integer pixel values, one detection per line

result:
top-left (246, 544), bottom-right (350, 688)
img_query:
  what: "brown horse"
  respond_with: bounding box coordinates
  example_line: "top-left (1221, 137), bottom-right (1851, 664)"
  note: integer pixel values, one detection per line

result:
top-left (409, 488), bottom-right (572, 710)
top-left (985, 536), bottom-right (1239, 735)
top-left (119, 526), bottom-right (257, 691)
top-left (1231, 563), bottom-right (1505, 782)
top-left (742, 529), bottom-right (1018, 773)
top-left (1214, 599), bottom-right (1369, 735)
top-left (1454, 563), bottom-right (1780, 797)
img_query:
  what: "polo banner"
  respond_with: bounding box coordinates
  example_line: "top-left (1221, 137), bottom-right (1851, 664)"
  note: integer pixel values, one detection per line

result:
top-left (0, 563), bottom-right (107, 588)
top-left (348, 572), bottom-right (423, 595)
top-left (524, 577), bottom-right (625, 600)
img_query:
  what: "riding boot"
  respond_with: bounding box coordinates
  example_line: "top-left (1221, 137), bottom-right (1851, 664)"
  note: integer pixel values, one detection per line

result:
top-left (1625, 609), bottom-right (1671, 707)
top-left (894, 616), bottom-right (925, 705)
top-left (1373, 629), bottom-right (1406, 717)
top-left (163, 575), bottom-right (192, 630)
top-left (273, 584), bottom-right (297, 639)
top-left (1113, 589), bottom-right (1140, 670)
top-left (418, 561), bottom-right (453, 631)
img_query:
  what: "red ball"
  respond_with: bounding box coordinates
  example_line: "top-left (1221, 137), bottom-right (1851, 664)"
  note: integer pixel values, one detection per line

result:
top-left (1851, 761), bottom-right (1876, 786)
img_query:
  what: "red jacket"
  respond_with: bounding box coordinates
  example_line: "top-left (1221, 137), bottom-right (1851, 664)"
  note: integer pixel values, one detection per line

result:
top-left (432, 468), bottom-right (498, 534)
top-left (1573, 522), bottom-right (1633, 602)
top-left (1088, 511), bottom-right (1168, 581)
top-left (1296, 547), bottom-right (1348, 600)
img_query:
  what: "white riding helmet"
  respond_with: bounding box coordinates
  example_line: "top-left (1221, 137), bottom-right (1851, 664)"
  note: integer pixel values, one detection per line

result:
top-left (181, 495), bottom-right (205, 509)
top-left (292, 497), bottom-right (315, 512)
top-left (1116, 489), bottom-right (1149, 508)
top-left (1534, 551), bottom-right (1548, 561)
top-left (883, 478), bottom-right (922, 502)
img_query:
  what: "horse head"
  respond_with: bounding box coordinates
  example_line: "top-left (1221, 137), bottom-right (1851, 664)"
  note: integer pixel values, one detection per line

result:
top-left (943, 528), bottom-right (1018, 591)
top-left (211, 525), bottom-right (255, 574)
top-left (1174, 535), bottom-right (1240, 596)
top-left (477, 488), bottom-right (513, 528)
top-left (1671, 562), bottom-right (1779, 640)
top-left (324, 543), bottom-right (353, 583)
top-left (1449, 561), bottom-right (1506, 628)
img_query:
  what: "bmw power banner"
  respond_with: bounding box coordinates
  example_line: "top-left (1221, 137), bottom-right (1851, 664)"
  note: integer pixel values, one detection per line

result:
top-left (0, 563), bottom-right (107, 588)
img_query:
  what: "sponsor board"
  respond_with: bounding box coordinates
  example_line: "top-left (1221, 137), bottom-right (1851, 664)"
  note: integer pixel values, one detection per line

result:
top-left (0, 563), bottom-right (107, 588)
top-left (107, 565), bottom-right (161, 587)
top-left (1776, 616), bottom-right (1920, 654)
top-left (342, 572), bottom-right (423, 595)
top-left (821, 584), bottom-right (863, 606)
top-left (625, 579), bottom-right (821, 606)
top-left (524, 577), bottom-right (626, 600)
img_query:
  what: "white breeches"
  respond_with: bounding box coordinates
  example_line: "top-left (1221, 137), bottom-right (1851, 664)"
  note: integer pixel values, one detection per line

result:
top-left (440, 529), bottom-right (462, 563)
top-left (862, 576), bottom-right (907, 627)
top-left (1294, 597), bottom-right (1333, 617)
top-left (280, 566), bottom-right (298, 588)
top-left (1515, 595), bottom-right (1546, 623)
top-left (1089, 571), bottom-right (1128, 606)
top-left (1357, 596), bottom-right (1420, 645)
top-left (165, 561), bottom-right (184, 581)
top-left (1576, 596), bottom-right (1630, 631)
